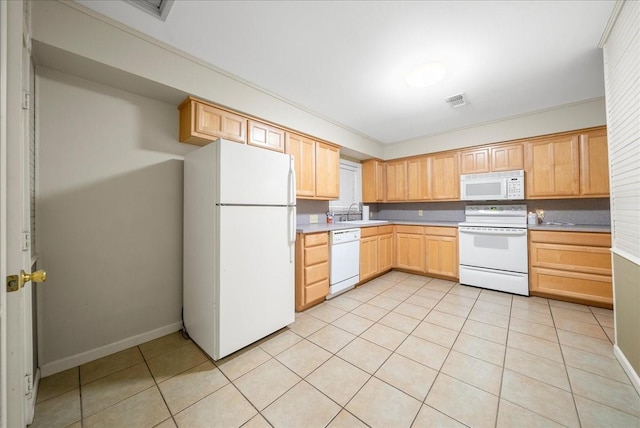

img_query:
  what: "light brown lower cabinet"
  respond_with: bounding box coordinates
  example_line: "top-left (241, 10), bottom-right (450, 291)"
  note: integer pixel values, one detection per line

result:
top-left (529, 230), bottom-right (612, 308)
top-left (295, 232), bottom-right (329, 311)
top-left (377, 226), bottom-right (394, 272)
top-left (359, 225), bottom-right (395, 283)
top-left (359, 228), bottom-right (379, 282)
top-left (424, 227), bottom-right (458, 278)
top-left (395, 225), bottom-right (425, 272)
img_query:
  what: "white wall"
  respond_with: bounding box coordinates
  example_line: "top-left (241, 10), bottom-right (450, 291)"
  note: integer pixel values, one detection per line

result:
top-left (31, 0), bottom-right (383, 160)
top-left (383, 98), bottom-right (606, 159)
top-left (37, 67), bottom-right (194, 375)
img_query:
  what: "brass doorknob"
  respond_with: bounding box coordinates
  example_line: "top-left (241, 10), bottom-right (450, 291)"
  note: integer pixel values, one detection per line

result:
top-left (20, 269), bottom-right (47, 286)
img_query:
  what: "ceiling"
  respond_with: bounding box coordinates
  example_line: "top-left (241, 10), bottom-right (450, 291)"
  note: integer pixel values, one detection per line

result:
top-left (75, 0), bottom-right (615, 145)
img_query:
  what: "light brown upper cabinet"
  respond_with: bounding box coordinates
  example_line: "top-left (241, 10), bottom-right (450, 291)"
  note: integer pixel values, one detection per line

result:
top-left (460, 142), bottom-right (524, 174)
top-left (179, 97), bottom-right (247, 145)
top-left (459, 148), bottom-right (490, 174)
top-left (490, 142), bottom-right (524, 171)
top-left (386, 160), bottom-right (407, 201)
top-left (315, 142), bottom-right (340, 199)
top-left (431, 152), bottom-right (460, 200)
top-left (525, 127), bottom-right (608, 199)
top-left (286, 133), bottom-right (316, 198)
top-left (525, 134), bottom-right (580, 198)
top-left (286, 134), bottom-right (340, 200)
top-left (362, 159), bottom-right (386, 202)
top-left (247, 120), bottom-right (286, 153)
top-left (407, 156), bottom-right (432, 201)
top-left (579, 128), bottom-right (610, 197)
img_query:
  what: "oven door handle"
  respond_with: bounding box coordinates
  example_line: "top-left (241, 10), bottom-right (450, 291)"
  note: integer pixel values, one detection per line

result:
top-left (459, 228), bottom-right (527, 236)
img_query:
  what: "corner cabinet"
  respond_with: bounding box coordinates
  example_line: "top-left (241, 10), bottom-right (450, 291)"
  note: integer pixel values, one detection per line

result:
top-left (395, 225), bottom-right (425, 272)
top-left (362, 159), bottom-right (386, 202)
top-left (359, 225), bottom-right (395, 283)
top-left (286, 134), bottom-right (339, 200)
top-left (529, 230), bottom-right (612, 308)
top-left (295, 232), bottom-right (329, 311)
top-left (178, 97), bottom-right (247, 145)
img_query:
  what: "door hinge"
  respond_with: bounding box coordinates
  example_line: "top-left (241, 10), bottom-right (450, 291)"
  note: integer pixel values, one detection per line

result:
top-left (22, 231), bottom-right (30, 251)
top-left (22, 91), bottom-right (30, 110)
top-left (25, 373), bottom-right (33, 396)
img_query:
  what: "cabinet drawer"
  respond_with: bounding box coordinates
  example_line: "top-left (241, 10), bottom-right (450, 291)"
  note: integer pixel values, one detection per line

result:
top-left (530, 267), bottom-right (612, 307)
top-left (424, 226), bottom-right (457, 237)
top-left (529, 231), bottom-right (611, 247)
top-left (305, 232), bottom-right (328, 247)
top-left (360, 227), bottom-right (378, 238)
top-left (395, 225), bottom-right (424, 234)
top-left (305, 245), bottom-right (328, 266)
top-left (378, 225), bottom-right (393, 235)
top-left (305, 262), bottom-right (328, 285)
top-left (305, 279), bottom-right (329, 303)
top-left (530, 243), bottom-right (611, 275)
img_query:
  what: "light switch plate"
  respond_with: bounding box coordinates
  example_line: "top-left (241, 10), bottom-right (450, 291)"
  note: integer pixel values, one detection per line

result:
top-left (310, 214), bottom-right (318, 224)
top-left (418, 210), bottom-right (423, 217)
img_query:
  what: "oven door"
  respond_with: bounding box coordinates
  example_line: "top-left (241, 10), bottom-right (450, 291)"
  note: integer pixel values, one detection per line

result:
top-left (458, 226), bottom-right (528, 273)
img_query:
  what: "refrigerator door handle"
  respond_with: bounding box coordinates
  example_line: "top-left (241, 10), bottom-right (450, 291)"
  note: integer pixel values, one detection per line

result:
top-left (289, 155), bottom-right (296, 206)
top-left (289, 207), bottom-right (296, 262)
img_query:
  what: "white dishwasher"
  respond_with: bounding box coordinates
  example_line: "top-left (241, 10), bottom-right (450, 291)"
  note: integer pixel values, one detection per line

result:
top-left (327, 228), bottom-right (361, 299)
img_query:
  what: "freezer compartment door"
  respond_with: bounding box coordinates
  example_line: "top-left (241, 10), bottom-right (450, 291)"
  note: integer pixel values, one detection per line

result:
top-left (216, 205), bottom-right (295, 359)
top-left (219, 140), bottom-right (295, 206)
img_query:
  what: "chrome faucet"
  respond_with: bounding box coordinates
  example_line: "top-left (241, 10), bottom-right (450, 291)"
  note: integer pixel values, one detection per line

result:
top-left (347, 203), bottom-right (360, 221)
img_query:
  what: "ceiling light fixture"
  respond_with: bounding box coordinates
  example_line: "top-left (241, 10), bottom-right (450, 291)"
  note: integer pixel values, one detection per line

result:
top-left (405, 62), bottom-right (447, 88)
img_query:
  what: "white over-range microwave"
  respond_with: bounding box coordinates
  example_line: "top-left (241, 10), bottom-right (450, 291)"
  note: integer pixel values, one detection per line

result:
top-left (460, 170), bottom-right (525, 201)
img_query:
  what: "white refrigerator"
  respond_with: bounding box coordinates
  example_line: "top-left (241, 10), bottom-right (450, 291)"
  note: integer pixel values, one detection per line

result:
top-left (183, 139), bottom-right (296, 360)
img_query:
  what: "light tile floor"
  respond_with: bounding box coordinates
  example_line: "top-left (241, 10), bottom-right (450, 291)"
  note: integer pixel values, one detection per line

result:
top-left (33, 271), bottom-right (640, 427)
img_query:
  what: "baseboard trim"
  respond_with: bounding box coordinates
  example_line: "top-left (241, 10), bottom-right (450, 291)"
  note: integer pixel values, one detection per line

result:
top-left (40, 322), bottom-right (183, 377)
top-left (614, 344), bottom-right (640, 395)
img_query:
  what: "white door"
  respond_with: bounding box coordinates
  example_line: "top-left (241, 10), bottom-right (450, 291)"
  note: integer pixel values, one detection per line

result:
top-left (1, 1), bottom-right (45, 426)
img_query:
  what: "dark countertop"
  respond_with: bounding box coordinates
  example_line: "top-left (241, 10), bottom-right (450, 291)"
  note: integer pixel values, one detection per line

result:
top-left (297, 220), bottom-right (611, 234)
top-left (528, 224), bottom-right (611, 233)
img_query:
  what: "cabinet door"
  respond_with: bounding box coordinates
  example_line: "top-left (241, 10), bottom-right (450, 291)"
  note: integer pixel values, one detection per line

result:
top-left (286, 133), bottom-right (316, 197)
top-left (425, 235), bottom-right (458, 278)
top-left (396, 233), bottom-right (424, 272)
top-left (195, 102), bottom-right (247, 144)
top-left (362, 160), bottom-right (386, 202)
top-left (386, 160), bottom-right (407, 201)
top-left (407, 156), bottom-right (432, 201)
top-left (315, 142), bottom-right (340, 199)
top-left (360, 236), bottom-right (379, 281)
top-left (431, 153), bottom-right (459, 200)
top-left (580, 129), bottom-right (609, 197)
top-left (525, 135), bottom-right (580, 198)
top-left (247, 120), bottom-right (285, 152)
top-left (460, 148), bottom-right (490, 174)
top-left (378, 233), bottom-right (394, 272)
top-left (491, 143), bottom-right (524, 171)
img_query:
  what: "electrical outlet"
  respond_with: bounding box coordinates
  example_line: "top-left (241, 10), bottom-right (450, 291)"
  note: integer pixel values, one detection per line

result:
top-left (418, 210), bottom-right (423, 217)
top-left (309, 214), bottom-right (318, 224)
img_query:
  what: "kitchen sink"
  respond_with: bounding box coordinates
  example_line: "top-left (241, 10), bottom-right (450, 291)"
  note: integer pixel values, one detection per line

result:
top-left (336, 220), bottom-right (390, 225)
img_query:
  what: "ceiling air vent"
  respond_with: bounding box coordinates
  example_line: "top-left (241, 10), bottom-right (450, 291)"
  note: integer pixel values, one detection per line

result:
top-left (445, 93), bottom-right (467, 108)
